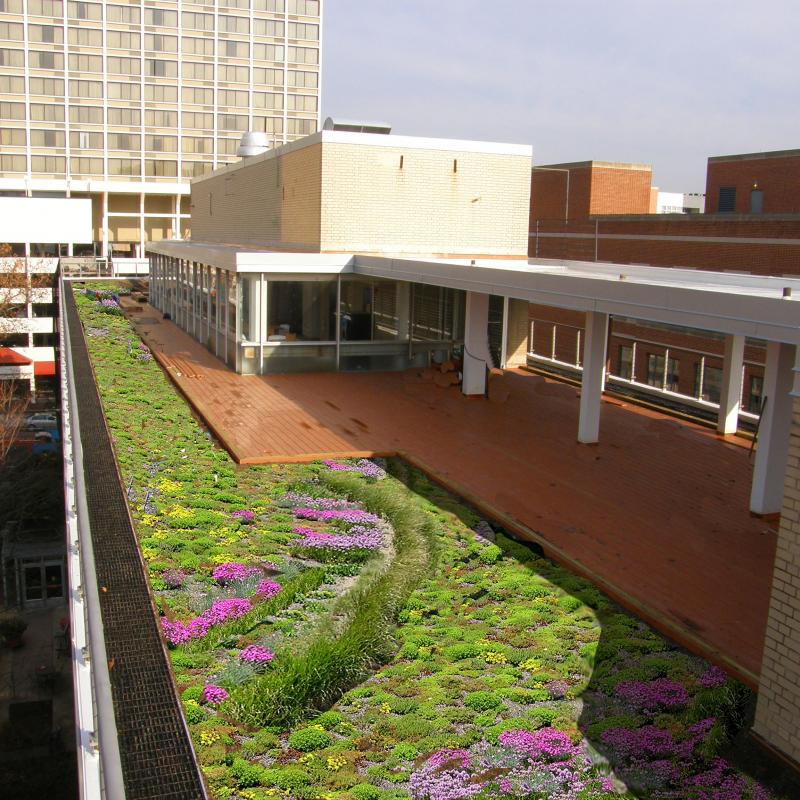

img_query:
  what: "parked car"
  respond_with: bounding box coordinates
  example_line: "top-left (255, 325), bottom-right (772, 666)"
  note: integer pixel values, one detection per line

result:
top-left (24, 412), bottom-right (58, 431)
top-left (33, 429), bottom-right (60, 455)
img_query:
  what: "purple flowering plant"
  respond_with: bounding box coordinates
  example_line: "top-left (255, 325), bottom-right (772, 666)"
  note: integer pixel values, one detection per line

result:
top-left (162, 568), bottom-right (187, 590)
top-left (161, 597), bottom-right (252, 646)
top-left (279, 492), bottom-right (358, 511)
top-left (201, 684), bottom-right (229, 705)
top-left (255, 579), bottom-right (281, 599)
top-left (698, 665), bottom-right (728, 689)
top-left (239, 644), bottom-right (274, 667)
top-left (323, 459), bottom-right (386, 480)
top-left (292, 525), bottom-right (383, 553)
top-left (212, 562), bottom-right (259, 585)
top-left (293, 507), bottom-right (382, 526)
top-left (615, 677), bottom-right (690, 711)
top-left (409, 734), bottom-right (615, 800)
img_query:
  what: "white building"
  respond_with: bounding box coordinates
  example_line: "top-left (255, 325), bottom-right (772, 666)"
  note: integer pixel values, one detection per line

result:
top-left (655, 190), bottom-right (705, 214)
top-left (0, 0), bottom-right (322, 257)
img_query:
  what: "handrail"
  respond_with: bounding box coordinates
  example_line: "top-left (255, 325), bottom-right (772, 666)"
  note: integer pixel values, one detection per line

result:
top-left (60, 275), bottom-right (127, 799)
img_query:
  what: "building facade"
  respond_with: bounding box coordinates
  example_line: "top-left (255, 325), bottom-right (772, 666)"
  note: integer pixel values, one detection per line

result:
top-left (149, 129), bottom-right (532, 375)
top-left (0, 0), bottom-right (322, 257)
top-left (527, 149), bottom-right (800, 429)
top-left (530, 160), bottom-right (652, 224)
top-left (706, 148), bottom-right (800, 214)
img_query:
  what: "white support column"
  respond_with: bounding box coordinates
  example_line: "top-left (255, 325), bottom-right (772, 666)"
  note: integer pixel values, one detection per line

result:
top-left (101, 192), bottom-right (108, 259)
top-left (396, 282), bottom-right (410, 342)
top-left (717, 334), bottom-right (745, 434)
top-left (139, 192), bottom-right (145, 259)
top-left (750, 341), bottom-right (796, 515)
top-left (462, 291), bottom-right (491, 396)
top-left (499, 297), bottom-right (509, 369)
top-left (578, 310), bottom-right (609, 444)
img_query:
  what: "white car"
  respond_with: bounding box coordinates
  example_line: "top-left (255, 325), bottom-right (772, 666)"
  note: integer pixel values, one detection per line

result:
top-left (24, 412), bottom-right (58, 430)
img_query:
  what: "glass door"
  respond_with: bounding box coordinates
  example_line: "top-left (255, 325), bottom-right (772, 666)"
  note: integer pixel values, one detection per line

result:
top-left (22, 560), bottom-right (65, 608)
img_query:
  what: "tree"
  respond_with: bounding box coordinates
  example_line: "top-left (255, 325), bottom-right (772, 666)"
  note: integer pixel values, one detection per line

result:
top-left (0, 243), bottom-right (30, 320)
top-left (0, 380), bottom-right (29, 468)
top-left (0, 243), bottom-right (32, 466)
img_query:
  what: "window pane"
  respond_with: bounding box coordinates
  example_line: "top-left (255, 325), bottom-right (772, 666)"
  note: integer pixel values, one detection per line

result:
top-left (267, 280), bottom-right (336, 341)
top-left (617, 345), bottom-right (633, 380)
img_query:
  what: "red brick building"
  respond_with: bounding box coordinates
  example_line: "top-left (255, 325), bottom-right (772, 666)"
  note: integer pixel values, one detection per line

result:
top-left (706, 148), bottom-right (800, 214)
top-left (526, 149), bottom-right (800, 428)
top-left (530, 161), bottom-right (652, 223)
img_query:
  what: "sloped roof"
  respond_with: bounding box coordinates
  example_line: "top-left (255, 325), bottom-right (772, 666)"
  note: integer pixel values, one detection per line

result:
top-left (0, 347), bottom-right (32, 366)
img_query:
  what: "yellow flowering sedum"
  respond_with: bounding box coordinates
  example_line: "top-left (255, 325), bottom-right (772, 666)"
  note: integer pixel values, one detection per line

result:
top-left (483, 650), bottom-right (507, 664)
top-left (199, 730), bottom-right (220, 746)
top-left (209, 553), bottom-right (236, 565)
top-left (327, 755), bottom-right (347, 771)
top-left (157, 478), bottom-right (183, 494)
top-left (166, 505), bottom-right (193, 520)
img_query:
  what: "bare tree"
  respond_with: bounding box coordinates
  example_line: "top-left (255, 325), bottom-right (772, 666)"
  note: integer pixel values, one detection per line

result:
top-left (0, 243), bottom-right (32, 466)
top-left (0, 380), bottom-right (29, 467)
top-left (0, 243), bottom-right (30, 320)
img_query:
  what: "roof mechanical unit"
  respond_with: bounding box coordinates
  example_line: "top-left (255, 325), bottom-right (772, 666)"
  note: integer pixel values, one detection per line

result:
top-left (323, 117), bottom-right (392, 134)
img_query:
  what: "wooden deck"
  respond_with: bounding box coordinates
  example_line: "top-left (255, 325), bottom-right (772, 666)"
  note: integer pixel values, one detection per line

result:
top-left (127, 304), bottom-right (776, 684)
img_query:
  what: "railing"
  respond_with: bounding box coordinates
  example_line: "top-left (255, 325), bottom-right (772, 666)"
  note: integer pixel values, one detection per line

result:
top-left (527, 319), bottom-right (761, 425)
top-left (59, 278), bottom-right (126, 799)
top-left (59, 257), bottom-right (149, 279)
top-left (112, 258), bottom-right (149, 277)
top-left (60, 258), bottom-right (112, 278)
top-left (529, 216), bottom-right (800, 274)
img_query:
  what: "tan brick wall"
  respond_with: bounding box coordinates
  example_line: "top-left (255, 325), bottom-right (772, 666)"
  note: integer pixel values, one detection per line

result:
top-left (754, 394), bottom-right (800, 764)
top-left (504, 298), bottom-right (530, 367)
top-left (189, 143), bottom-right (322, 250)
top-left (319, 143), bottom-right (530, 257)
top-left (188, 137), bottom-right (529, 257)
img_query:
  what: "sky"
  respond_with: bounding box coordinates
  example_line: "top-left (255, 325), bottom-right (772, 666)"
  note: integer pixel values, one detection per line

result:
top-left (321, 0), bottom-right (799, 193)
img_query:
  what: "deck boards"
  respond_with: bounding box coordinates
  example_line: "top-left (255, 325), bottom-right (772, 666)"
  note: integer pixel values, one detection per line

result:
top-left (127, 305), bottom-right (776, 684)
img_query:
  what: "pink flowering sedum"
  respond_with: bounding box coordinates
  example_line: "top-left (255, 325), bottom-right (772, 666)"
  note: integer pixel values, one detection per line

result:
top-left (212, 562), bottom-right (259, 584)
top-left (697, 665), bottom-right (728, 688)
top-left (161, 597), bottom-right (252, 646)
top-left (293, 508), bottom-right (382, 525)
top-left (615, 677), bottom-right (689, 711)
top-left (240, 645), bottom-right (274, 666)
top-left (256, 579), bottom-right (281, 599)
top-left (498, 728), bottom-right (577, 761)
top-left (323, 459), bottom-right (386, 479)
top-left (279, 492), bottom-right (357, 510)
top-left (201, 684), bottom-right (228, 705)
top-left (293, 525), bottom-right (383, 552)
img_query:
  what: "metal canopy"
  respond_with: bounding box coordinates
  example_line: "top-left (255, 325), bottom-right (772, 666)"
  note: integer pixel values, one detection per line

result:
top-left (148, 241), bottom-right (800, 345)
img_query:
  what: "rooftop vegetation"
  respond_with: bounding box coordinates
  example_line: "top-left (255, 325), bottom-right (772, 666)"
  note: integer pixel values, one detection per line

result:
top-left (75, 285), bottom-right (780, 800)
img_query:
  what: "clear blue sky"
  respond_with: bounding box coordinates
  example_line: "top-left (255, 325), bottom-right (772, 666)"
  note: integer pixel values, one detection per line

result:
top-left (321, 0), bottom-right (798, 193)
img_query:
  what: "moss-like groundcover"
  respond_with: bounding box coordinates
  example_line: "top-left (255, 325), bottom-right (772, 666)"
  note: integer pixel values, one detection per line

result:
top-left (76, 286), bottom-right (778, 800)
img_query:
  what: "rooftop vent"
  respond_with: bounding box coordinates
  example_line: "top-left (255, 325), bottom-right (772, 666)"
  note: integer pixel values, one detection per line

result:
top-left (322, 117), bottom-right (391, 135)
top-left (237, 131), bottom-right (269, 158)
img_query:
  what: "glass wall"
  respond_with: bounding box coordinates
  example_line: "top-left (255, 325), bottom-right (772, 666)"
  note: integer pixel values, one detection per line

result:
top-left (267, 279), bottom-right (336, 342)
top-left (151, 256), bottom-right (466, 375)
